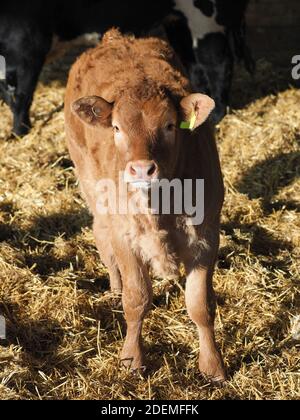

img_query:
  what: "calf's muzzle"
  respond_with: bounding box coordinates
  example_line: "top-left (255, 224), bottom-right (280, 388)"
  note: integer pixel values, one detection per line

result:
top-left (124, 160), bottom-right (159, 189)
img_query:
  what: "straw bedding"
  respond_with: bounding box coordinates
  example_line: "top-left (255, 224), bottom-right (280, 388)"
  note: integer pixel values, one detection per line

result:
top-left (0, 40), bottom-right (299, 400)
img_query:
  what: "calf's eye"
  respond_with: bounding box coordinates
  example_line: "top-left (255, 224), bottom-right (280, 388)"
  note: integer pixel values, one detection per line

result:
top-left (113, 125), bottom-right (120, 133)
top-left (165, 123), bottom-right (176, 132)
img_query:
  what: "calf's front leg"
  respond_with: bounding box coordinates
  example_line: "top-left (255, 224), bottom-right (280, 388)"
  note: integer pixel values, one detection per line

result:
top-left (186, 267), bottom-right (226, 382)
top-left (115, 248), bottom-right (152, 371)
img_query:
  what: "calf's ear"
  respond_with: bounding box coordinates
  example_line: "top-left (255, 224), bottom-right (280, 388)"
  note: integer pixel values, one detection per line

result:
top-left (180, 93), bottom-right (215, 130)
top-left (71, 96), bottom-right (113, 128)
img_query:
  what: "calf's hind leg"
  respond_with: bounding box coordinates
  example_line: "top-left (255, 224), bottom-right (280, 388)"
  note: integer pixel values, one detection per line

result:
top-left (185, 266), bottom-right (226, 382)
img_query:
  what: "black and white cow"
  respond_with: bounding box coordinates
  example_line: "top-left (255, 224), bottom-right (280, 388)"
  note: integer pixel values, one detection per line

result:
top-left (0, 0), bottom-right (253, 136)
top-left (165, 0), bottom-right (254, 122)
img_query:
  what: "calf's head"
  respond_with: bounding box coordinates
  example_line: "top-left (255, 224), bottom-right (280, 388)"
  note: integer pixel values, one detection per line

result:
top-left (72, 88), bottom-right (214, 189)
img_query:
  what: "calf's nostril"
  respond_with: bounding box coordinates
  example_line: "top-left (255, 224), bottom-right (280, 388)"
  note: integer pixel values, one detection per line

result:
top-left (130, 165), bottom-right (137, 176)
top-left (147, 164), bottom-right (157, 177)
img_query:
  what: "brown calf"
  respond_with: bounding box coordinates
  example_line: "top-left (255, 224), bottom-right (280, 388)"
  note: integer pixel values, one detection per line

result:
top-left (64, 29), bottom-right (225, 382)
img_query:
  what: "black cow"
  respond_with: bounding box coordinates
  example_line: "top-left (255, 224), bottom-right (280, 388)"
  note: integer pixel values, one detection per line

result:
top-left (0, 1), bottom-right (54, 135)
top-left (0, 0), bottom-right (253, 136)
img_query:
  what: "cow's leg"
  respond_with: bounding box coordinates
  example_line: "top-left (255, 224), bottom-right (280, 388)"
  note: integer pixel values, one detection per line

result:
top-left (9, 56), bottom-right (47, 136)
top-left (93, 220), bottom-right (122, 292)
top-left (0, 19), bottom-right (52, 137)
top-left (185, 266), bottom-right (226, 382)
top-left (116, 248), bottom-right (152, 371)
top-left (0, 67), bottom-right (33, 136)
top-left (192, 33), bottom-right (233, 124)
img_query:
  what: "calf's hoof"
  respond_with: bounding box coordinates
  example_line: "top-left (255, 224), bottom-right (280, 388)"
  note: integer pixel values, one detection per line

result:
top-left (198, 351), bottom-right (226, 384)
top-left (120, 345), bottom-right (146, 373)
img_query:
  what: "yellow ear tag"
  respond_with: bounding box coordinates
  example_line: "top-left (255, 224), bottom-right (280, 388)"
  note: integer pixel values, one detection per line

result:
top-left (180, 111), bottom-right (197, 131)
top-left (189, 111), bottom-right (197, 130)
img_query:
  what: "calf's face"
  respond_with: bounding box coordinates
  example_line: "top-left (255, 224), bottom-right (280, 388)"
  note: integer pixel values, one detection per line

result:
top-left (72, 91), bottom-right (215, 188)
top-left (112, 95), bottom-right (179, 189)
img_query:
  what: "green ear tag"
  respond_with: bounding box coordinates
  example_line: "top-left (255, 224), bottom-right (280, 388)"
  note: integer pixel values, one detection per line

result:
top-left (180, 111), bottom-right (197, 131)
top-left (180, 121), bottom-right (190, 129)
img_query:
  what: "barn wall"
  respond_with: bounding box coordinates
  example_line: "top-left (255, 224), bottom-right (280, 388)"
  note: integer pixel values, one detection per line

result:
top-left (246, 0), bottom-right (300, 64)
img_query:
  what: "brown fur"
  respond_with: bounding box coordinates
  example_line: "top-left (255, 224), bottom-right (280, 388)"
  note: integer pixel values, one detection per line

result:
top-left (64, 29), bottom-right (226, 382)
